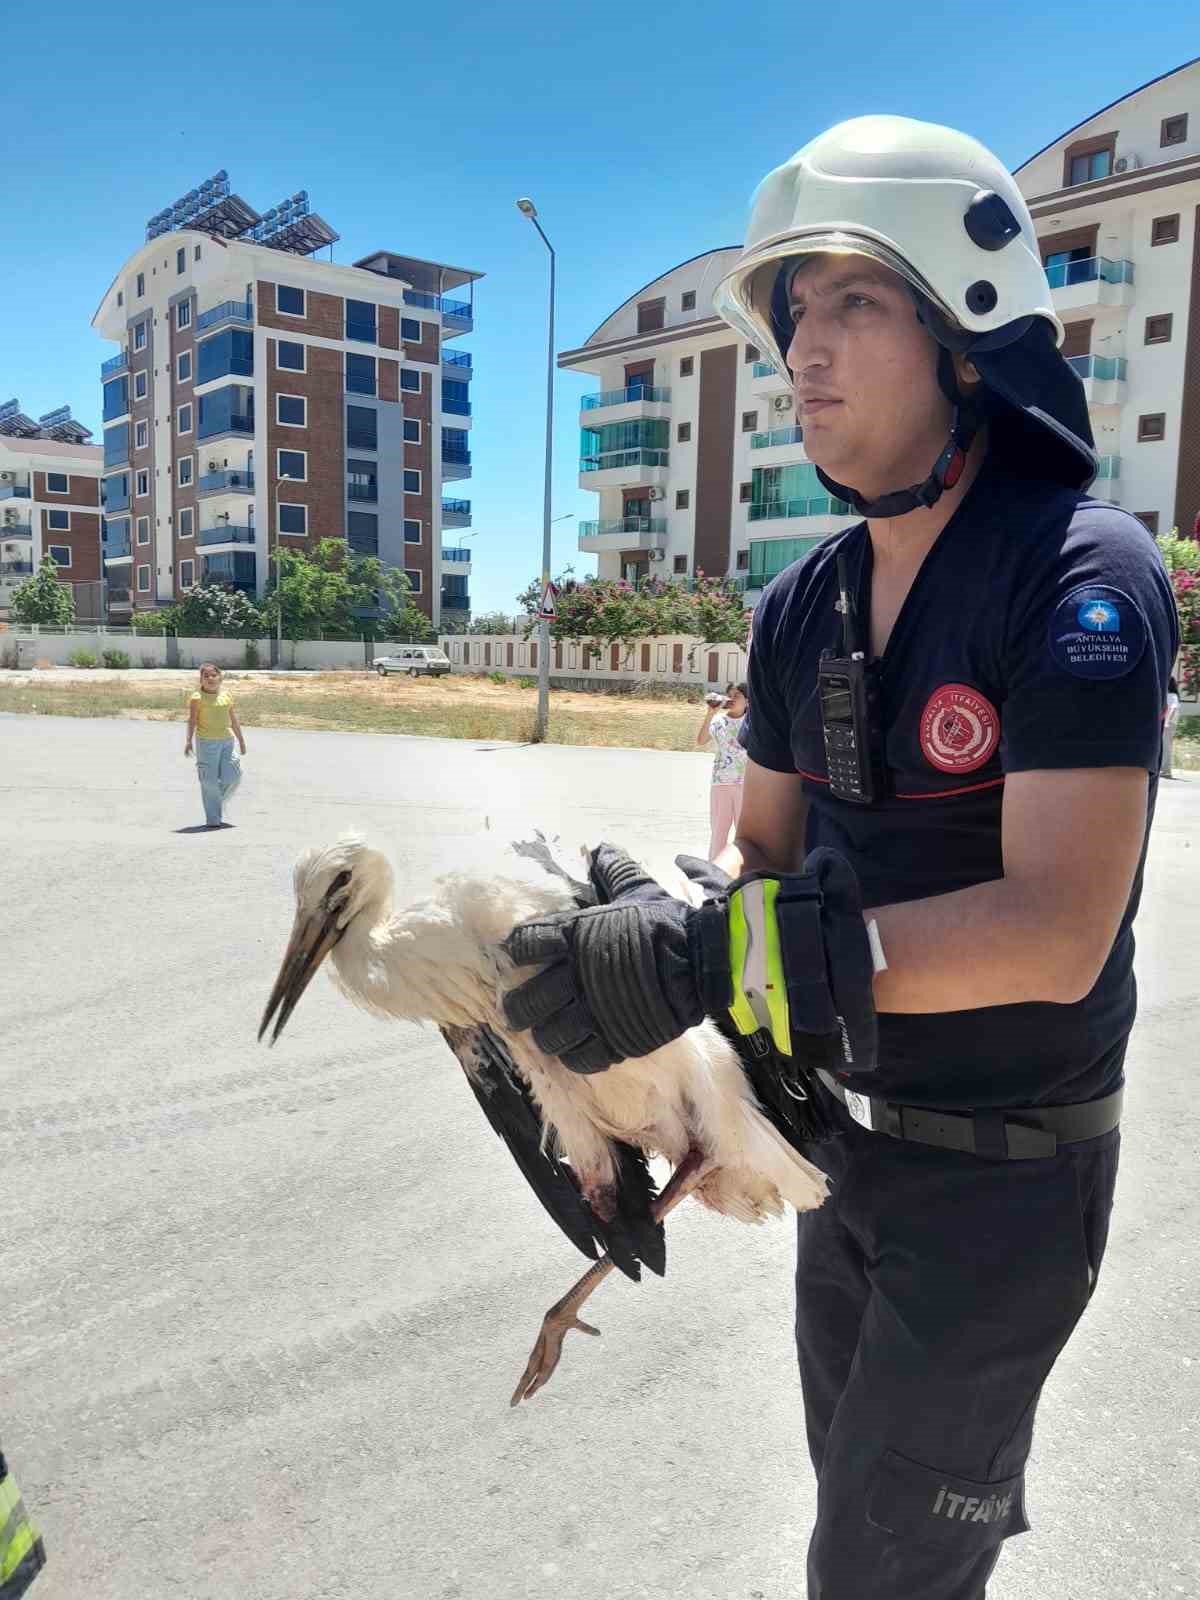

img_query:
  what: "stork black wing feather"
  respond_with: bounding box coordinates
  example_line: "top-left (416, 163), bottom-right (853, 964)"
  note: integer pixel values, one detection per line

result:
top-left (709, 1013), bottom-right (842, 1148)
top-left (441, 1022), bottom-right (664, 1281)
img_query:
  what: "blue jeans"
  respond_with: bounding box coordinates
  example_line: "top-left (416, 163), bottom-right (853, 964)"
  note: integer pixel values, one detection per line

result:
top-left (195, 736), bottom-right (241, 825)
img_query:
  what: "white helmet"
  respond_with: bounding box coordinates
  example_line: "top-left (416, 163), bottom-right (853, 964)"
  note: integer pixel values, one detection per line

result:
top-left (712, 116), bottom-right (1094, 512)
top-left (714, 114), bottom-right (1060, 371)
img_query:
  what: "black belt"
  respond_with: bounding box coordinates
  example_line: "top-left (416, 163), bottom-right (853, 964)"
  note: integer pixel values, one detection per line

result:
top-left (815, 1070), bottom-right (1123, 1160)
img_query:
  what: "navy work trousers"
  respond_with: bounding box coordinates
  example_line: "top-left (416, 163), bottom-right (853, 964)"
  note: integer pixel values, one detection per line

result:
top-left (796, 1096), bottom-right (1119, 1599)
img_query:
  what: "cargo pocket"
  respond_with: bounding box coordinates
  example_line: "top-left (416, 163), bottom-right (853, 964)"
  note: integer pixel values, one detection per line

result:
top-left (866, 1450), bottom-right (1030, 1551)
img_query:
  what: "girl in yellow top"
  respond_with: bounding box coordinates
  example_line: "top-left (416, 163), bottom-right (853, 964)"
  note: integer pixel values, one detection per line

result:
top-left (184, 663), bottom-right (246, 827)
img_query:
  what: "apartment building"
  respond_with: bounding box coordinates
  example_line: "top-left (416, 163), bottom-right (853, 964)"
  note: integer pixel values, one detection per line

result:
top-left (91, 175), bottom-right (479, 627)
top-left (0, 401), bottom-right (103, 622)
top-left (1013, 56), bottom-right (1200, 535)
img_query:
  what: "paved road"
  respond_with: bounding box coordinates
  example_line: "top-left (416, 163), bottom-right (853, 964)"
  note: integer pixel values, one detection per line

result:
top-left (2, 714), bottom-right (1197, 1600)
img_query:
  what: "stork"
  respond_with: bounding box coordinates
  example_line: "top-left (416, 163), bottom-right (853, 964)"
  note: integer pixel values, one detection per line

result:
top-left (259, 833), bottom-right (832, 1405)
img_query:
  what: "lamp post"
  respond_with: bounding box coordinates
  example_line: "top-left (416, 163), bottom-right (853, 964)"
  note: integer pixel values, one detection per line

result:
top-left (516, 196), bottom-right (555, 742)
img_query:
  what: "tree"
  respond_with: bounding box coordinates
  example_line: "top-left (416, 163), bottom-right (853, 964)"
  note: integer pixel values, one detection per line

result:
top-left (262, 539), bottom-right (429, 642)
top-left (469, 609), bottom-right (520, 636)
top-left (518, 573), bottom-right (749, 652)
top-left (9, 555), bottom-right (75, 627)
top-left (167, 584), bottom-right (267, 638)
top-left (1158, 530), bottom-right (1200, 696)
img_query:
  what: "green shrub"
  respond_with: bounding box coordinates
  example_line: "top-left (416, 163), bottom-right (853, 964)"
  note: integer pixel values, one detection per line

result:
top-left (488, 670), bottom-right (507, 685)
top-left (244, 640), bottom-right (261, 669)
top-left (101, 649), bottom-right (132, 669)
top-left (68, 648), bottom-right (98, 668)
top-left (515, 676), bottom-right (536, 690)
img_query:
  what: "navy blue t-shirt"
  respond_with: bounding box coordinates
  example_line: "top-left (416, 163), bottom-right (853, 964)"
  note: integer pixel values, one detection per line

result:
top-left (743, 461), bottom-right (1179, 1110)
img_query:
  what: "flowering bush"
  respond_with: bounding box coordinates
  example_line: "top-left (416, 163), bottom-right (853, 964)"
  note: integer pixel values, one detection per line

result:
top-left (1157, 533), bottom-right (1200, 696)
top-left (518, 573), bottom-right (749, 653)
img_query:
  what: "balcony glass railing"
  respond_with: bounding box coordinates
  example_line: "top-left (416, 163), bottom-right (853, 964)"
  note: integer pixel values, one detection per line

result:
top-left (1044, 256), bottom-right (1134, 290)
top-left (443, 447), bottom-right (472, 466)
top-left (441, 593), bottom-right (471, 610)
top-left (752, 361), bottom-right (780, 378)
top-left (580, 448), bottom-right (669, 473)
top-left (1095, 454), bottom-right (1121, 479)
top-left (443, 350), bottom-right (472, 369)
top-left (749, 496), bottom-right (853, 521)
top-left (198, 524), bottom-right (256, 546)
top-left (101, 349), bottom-right (129, 378)
top-left (442, 498), bottom-right (471, 517)
top-left (105, 538), bottom-right (132, 560)
top-left (581, 385), bottom-right (671, 410)
top-left (0, 522), bottom-right (32, 538)
top-left (1066, 354), bottom-right (1127, 382)
top-left (578, 517), bottom-right (667, 538)
top-left (198, 470), bottom-right (254, 494)
top-left (196, 300), bottom-right (254, 332)
top-left (442, 547), bottom-right (471, 563)
top-left (747, 535), bottom-right (828, 589)
top-left (106, 586), bottom-right (131, 605)
top-left (197, 410), bottom-right (253, 442)
top-left (442, 396), bottom-right (472, 417)
top-left (0, 560), bottom-right (33, 578)
top-left (750, 425), bottom-right (805, 449)
top-left (0, 483), bottom-right (31, 500)
top-left (402, 290), bottom-right (472, 321)
top-left (347, 483), bottom-right (378, 501)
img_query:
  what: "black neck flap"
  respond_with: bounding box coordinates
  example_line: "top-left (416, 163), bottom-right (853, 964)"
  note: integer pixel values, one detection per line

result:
top-left (815, 395), bottom-right (981, 520)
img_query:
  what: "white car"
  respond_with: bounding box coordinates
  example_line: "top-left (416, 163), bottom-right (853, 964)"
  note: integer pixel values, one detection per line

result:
top-left (375, 646), bottom-right (452, 679)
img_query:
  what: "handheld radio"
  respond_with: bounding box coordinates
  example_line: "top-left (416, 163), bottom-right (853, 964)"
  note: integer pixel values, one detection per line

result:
top-left (817, 553), bottom-right (884, 805)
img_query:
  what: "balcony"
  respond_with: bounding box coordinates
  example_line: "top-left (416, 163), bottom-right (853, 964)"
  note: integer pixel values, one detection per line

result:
top-left (443, 350), bottom-right (473, 381)
top-left (1092, 454), bottom-right (1121, 496)
top-left (106, 586), bottom-right (132, 607)
top-left (750, 424), bottom-right (806, 451)
top-left (578, 516), bottom-right (668, 555)
top-left (101, 349), bottom-right (129, 378)
top-left (347, 482), bottom-right (378, 502)
top-left (442, 444), bottom-right (472, 481)
top-left (0, 483), bottom-right (31, 500)
top-left (198, 469), bottom-right (255, 496)
top-left (1047, 256), bottom-right (1134, 315)
top-left (196, 300), bottom-right (254, 333)
top-left (1067, 353), bottom-right (1127, 406)
top-left (0, 559), bottom-right (33, 579)
top-left (402, 289), bottom-right (473, 333)
top-left (0, 521), bottom-right (31, 538)
top-left (578, 385), bottom-right (671, 429)
top-left (197, 407), bottom-right (253, 444)
top-left (442, 498), bottom-right (471, 528)
top-left (198, 524), bottom-right (256, 547)
top-left (746, 534), bottom-right (830, 591)
top-left (442, 546), bottom-right (471, 563)
top-left (749, 495), bottom-right (853, 522)
top-left (752, 362), bottom-right (780, 379)
top-left (578, 447), bottom-right (669, 491)
top-left (105, 541), bottom-right (132, 561)
top-left (202, 552), bottom-right (257, 592)
top-left (441, 592), bottom-right (471, 611)
top-left (442, 394), bottom-right (472, 418)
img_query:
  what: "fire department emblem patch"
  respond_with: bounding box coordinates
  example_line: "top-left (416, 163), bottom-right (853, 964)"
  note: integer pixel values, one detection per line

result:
top-left (919, 683), bottom-right (1000, 775)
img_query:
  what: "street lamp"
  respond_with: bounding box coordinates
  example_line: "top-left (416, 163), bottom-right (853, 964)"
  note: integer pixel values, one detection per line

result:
top-left (516, 196), bottom-right (555, 742)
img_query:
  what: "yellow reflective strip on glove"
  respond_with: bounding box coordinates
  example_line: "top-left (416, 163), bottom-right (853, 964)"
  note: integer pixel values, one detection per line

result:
top-left (727, 878), bottom-right (791, 1055)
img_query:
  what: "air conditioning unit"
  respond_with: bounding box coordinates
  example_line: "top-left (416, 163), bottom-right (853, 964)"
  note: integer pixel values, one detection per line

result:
top-left (208, 460), bottom-right (220, 471)
top-left (648, 548), bottom-right (666, 561)
top-left (0, 472), bottom-right (13, 483)
top-left (1114, 154), bottom-right (1143, 173)
top-left (648, 486), bottom-right (665, 500)
top-left (772, 394), bottom-right (794, 414)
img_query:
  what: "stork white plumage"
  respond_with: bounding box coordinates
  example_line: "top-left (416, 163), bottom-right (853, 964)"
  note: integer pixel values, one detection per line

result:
top-left (260, 832), bottom-right (830, 1404)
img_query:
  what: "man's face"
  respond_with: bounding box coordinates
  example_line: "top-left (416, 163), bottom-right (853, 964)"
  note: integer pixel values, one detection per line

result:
top-left (782, 254), bottom-right (952, 500)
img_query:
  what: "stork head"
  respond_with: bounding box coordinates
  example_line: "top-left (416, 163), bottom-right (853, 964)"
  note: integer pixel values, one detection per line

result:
top-left (259, 834), bottom-right (393, 1045)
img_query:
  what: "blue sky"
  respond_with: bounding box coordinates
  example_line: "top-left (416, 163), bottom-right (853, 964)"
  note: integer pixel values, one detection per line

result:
top-left (3, 3), bottom-right (1195, 614)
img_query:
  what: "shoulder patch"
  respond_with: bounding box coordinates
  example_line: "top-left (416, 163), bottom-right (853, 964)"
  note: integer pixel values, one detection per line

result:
top-left (1048, 584), bottom-right (1147, 680)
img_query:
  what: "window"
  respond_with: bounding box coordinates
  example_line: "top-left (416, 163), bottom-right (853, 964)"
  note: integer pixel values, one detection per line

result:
top-left (637, 298), bottom-right (665, 333)
top-left (48, 544), bottom-right (71, 567)
top-left (736, 548), bottom-right (749, 571)
top-left (400, 367), bottom-right (421, 392)
top-left (136, 516), bottom-right (150, 545)
top-left (103, 375), bottom-right (129, 421)
top-left (405, 568), bottom-right (422, 594)
top-left (1145, 314), bottom-right (1173, 345)
top-left (346, 298), bottom-right (377, 342)
top-left (105, 470), bottom-right (130, 510)
top-left (278, 502), bottom-right (308, 535)
top-left (277, 284), bottom-right (305, 317)
top-left (134, 370), bottom-right (148, 401)
top-left (673, 555), bottom-right (687, 574)
top-left (1135, 512), bottom-right (1159, 534)
top-left (136, 469), bottom-right (150, 497)
top-left (739, 482), bottom-right (753, 503)
top-left (1151, 214), bottom-right (1180, 246)
top-left (404, 519), bottom-right (421, 543)
top-left (276, 340), bottom-right (305, 372)
top-left (347, 458), bottom-right (376, 500)
top-left (347, 511), bottom-right (378, 553)
top-left (178, 351), bottom-right (192, 383)
top-left (179, 559), bottom-right (195, 588)
top-left (346, 352), bottom-right (377, 395)
top-left (278, 448), bottom-right (307, 482)
top-left (276, 394), bottom-right (306, 427)
top-left (117, 291), bottom-right (123, 307)
top-left (137, 563), bottom-right (151, 592)
top-left (681, 290), bottom-right (696, 312)
top-left (675, 489), bottom-right (690, 510)
top-left (194, 244), bottom-right (202, 262)
top-left (136, 272), bottom-right (145, 297)
top-left (1137, 414), bottom-right (1166, 442)
top-left (46, 472), bottom-right (69, 494)
top-left (745, 344), bottom-right (760, 363)
top-left (178, 507), bottom-right (194, 538)
top-left (402, 418), bottom-right (421, 443)
top-left (1068, 147), bottom-right (1112, 186)
top-left (178, 403), bottom-right (193, 434)
top-left (134, 321), bottom-right (147, 350)
top-left (177, 456), bottom-right (193, 488)
top-left (347, 405), bottom-right (378, 450)
top-left (401, 316), bottom-right (421, 342)
top-left (177, 247), bottom-right (186, 275)
top-left (177, 300), bottom-right (192, 330)
top-left (403, 469), bottom-right (421, 494)
top-left (197, 328), bottom-right (254, 384)
top-left (135, 420), bottom-right (149, 450)
top-left (1161, 114), bottom-right (1188, 147)
top-left (677, 422), bottom-right (692, 443)
top-left (680, 356), bottom-right (694, 377)
top-left (47, 509), bottom-right (69, 531)
top-left (742, 411), bottom-right (758, 432)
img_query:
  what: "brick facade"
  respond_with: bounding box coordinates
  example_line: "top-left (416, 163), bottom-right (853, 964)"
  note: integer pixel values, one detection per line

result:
top-left (379, 305), bottom-right (400, 350)
top-left (402, 369), bottom-right (433, 613)
top-left (265, 338), bottom-right (345, 550)
top-left (39, 508), bottom-right (101, 581)
top-left (33, 470), bottom-right (99, 507)
top-left (257, 280), bottom-right (344, 341)
top-left (170, 292), bottom-right (197, 597)
top-left (380, 358), bottom-right (399, 403)
top-left (129, 310), bottom-right (159, 607)
top-left (403, 320), bottom-right (441, 365)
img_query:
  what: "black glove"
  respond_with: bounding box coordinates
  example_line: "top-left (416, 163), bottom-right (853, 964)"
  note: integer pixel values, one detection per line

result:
top-left (502, 845), bottom-right (732, 1073)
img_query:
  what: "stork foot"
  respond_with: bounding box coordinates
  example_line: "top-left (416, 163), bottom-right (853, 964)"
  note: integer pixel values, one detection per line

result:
top-left (510, 1307), bottom-right (601, 1407)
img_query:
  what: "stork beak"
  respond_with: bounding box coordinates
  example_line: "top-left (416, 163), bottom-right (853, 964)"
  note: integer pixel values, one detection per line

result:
top-left (259, 904), bottom-right (346, 1046)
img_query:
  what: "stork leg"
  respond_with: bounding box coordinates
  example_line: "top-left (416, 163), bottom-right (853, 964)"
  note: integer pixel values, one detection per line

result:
top-left (510, 1147), bottom-right (714, 1406)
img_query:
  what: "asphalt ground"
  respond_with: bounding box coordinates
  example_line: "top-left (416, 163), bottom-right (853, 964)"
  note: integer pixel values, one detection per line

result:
top-left (2, 713), bottom-right (1197, 1600)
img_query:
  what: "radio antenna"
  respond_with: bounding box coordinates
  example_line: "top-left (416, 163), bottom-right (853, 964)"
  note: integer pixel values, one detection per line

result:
top-left (836, 552), bottom-right (858, 658)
